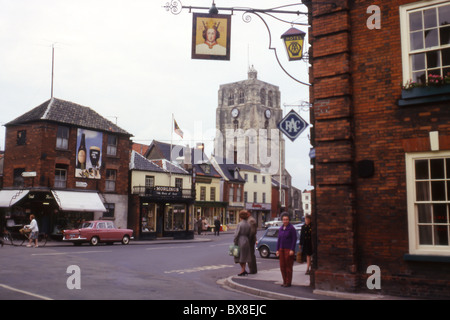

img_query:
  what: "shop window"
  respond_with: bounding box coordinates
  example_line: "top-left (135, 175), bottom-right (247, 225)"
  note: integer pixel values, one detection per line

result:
top-left (105, 169), bottom-right (116, 192)
top-left (400, 1), bottom-right (450, 85)
top-left (56, 126), bottom-right (69, 150)
top-left (406, 152), bottom-right (450, 255)
top-left (103, 203), bottom-right (115, 219)
top-left (107, 135), bottom-right (118, 156)
top-left (54, 167), bottom-right (67, 189)
top-left (17, 130), bottom-right (26, 146)
top-left (165, 204), bottom-right (186, 231)
top-left (141, 203), bottom-right (155, 233)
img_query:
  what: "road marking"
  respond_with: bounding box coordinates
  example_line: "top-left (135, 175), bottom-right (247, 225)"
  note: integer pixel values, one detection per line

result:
top-left (145, 245), bottom-right (194, 251)
top-left (31, 250), bottom-right (112, 256)
top-left (165, 264), bottom-right (234, 274)
top-left (0, 284), bottom-right (53, 300)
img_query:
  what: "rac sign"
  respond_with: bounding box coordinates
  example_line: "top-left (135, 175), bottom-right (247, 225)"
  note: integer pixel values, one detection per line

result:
top-left (277, 110), bottom-right (309, 142)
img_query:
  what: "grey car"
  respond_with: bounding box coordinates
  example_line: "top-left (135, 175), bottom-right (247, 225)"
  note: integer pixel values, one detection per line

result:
top-left (256, 226), bottom-right (301, 258)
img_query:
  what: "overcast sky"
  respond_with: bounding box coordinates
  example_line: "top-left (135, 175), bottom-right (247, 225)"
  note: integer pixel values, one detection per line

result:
top-left (0, 0), bottom-right (312, 190)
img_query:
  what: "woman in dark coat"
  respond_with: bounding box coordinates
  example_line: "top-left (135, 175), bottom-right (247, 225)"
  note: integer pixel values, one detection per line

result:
top-left (300, 215), bottom-right (313, 275)
top-left (233, 210), bottom-right (252, 276)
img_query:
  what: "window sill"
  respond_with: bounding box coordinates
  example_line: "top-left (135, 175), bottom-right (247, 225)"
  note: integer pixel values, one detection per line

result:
top-left (404, 253), bottom-right (450, 263)
top-left (398, 85), bottom-right (450, 107)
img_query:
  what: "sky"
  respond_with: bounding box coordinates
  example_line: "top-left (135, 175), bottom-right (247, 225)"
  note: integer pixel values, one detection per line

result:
top-left (0, 0), bottom-right (312, 190)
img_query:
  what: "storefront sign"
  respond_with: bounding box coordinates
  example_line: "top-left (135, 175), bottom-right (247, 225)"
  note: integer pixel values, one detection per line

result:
top-left (192, 13), bottom-right (231, 61)
top-left (75, 128), bottom-right (103, 179)
top-left (21, 172), bottom-right (37, 177)
top-left (152, 186), bottom-right (181, 198)
top-left (245, 203), bottom-right (271, 211)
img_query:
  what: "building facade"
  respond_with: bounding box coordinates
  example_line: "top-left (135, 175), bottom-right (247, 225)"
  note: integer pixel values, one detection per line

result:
top-left (0, 98), bottom-right (132, 238)
top-left (129, 150), bottom-right (194, 240)
top-left (307, 0), bottom-right (450, 298)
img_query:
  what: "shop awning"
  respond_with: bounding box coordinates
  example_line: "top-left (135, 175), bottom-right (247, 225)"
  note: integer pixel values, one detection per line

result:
top-left (0, 190), bottom-right (30, 207)
top-left (51, 190), bottom-right (107, 212)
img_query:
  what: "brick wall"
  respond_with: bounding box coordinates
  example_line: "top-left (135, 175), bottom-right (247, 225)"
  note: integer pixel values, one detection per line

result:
top-left (3, 121), bottom-right (131, 195)
top-left (308, 0), bottom-right (450, 298)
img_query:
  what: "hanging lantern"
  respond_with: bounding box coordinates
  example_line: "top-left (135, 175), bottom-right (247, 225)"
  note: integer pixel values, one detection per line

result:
top-left (281, 27), bottom-right (306, 61)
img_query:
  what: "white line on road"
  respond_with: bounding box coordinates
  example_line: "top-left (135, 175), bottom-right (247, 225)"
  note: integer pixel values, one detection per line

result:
top-left (165, 264), bottom-right (234, 274)
top-left (145, 245), bottom-right (194, 251)
top-left (31, 250), bottom-right (112, 256)
top-left (0, 284), bottom-right (53, 300)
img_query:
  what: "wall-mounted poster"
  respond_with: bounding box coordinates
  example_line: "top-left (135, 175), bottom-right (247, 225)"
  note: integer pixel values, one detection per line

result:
top-left (75, 128), bottom-right (103, 179)
top-left (192, 13), bottom-right (231, 61)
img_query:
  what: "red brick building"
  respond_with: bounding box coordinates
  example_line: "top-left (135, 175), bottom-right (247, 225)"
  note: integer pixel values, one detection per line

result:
top-left (307, 0), bottom-right (450, 298)
top-left (0, 98), bottom-right (132, 237)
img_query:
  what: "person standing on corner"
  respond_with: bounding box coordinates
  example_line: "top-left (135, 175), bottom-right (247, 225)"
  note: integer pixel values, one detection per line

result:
top-left (233, 210), bottom-right (252, 276)
top-left (246, 211), bottom-right (258, 274)
top-left (276, 212), bottom-right (297, 287)
top-left (214, 217), bottom-right (221, 236)
top-left (300, 214), bottom-right (313, 275)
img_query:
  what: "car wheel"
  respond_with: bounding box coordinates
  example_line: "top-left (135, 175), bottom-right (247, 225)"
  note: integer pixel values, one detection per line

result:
top-left (90, 236), bottom-right (99, 246)
top-left (122, 235), bottom-right (130, 245)
top-left (259, 246), bottom-right (270, 258)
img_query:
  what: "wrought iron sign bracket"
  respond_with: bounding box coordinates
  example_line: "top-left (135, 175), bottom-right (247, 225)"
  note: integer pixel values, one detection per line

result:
top-left (164, 1), bottom-right (336, 86)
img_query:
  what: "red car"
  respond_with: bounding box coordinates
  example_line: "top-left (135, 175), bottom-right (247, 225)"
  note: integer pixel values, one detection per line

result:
top-left (63, 221), bottom-right (134, 246)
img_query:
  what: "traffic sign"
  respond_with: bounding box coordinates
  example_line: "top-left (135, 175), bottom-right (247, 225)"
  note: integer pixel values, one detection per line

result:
top-left (277, 109), bottom-right (309, 142)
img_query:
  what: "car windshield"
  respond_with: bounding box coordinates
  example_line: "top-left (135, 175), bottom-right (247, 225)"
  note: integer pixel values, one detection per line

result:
top-left (81, 222), bottom-right (94, 229)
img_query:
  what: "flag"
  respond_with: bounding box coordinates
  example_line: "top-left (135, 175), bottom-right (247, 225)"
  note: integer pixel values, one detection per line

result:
top-left (174, 119), bottom-right (184, 139)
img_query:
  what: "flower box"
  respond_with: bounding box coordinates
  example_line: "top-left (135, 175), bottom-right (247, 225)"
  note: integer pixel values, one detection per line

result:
top-left (398, 84), bottom-right (450, 107)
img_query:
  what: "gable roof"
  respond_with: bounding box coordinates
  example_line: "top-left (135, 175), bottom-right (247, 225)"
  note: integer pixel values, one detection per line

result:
top-left (130, 150), bottom-right (189, 175)
top-left (5, 97), bottom-right (131, 136)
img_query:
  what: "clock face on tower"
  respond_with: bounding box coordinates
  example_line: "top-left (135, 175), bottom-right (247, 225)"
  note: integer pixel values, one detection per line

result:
top-left (265, 109), bottom-right (271, 119)
top-left (231, 108), bottom-right (239, 118)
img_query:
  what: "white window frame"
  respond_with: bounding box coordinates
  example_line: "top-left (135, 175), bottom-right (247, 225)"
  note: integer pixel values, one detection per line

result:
top-left (400, 0), bottom-right (450, 86)
top-left (406, 151), bottom-right (450, 256)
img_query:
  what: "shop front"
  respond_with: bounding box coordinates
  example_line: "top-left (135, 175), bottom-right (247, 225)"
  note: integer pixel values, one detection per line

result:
top-left (135, 186), bottom-right (194, 240)
top-left (245, 202), bottom-right (271, 229)
top-left (0, 189), bottom-right (106, 240)
top-left (194, 201), bottom-right (227, 230)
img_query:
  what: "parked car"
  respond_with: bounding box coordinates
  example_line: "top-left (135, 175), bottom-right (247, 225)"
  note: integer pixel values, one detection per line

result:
top-left (264, 217), bottom-right (283, 229)
top-left (63, 220), bottom-right (134, 246)
top-left (256, 226), bottom-right (301, 258)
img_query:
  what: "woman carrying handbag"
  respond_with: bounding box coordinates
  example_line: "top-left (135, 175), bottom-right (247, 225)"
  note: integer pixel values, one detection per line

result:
top-left (233, 210), bottom-right (252, 276)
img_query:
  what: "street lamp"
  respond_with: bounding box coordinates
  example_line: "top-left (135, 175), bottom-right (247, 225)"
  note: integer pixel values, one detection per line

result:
top-left (281, 27), bottom-right (306, 61)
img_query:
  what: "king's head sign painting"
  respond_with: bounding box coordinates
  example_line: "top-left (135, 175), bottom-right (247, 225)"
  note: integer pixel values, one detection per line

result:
top-left (192, 13), bottom-right (231, 61)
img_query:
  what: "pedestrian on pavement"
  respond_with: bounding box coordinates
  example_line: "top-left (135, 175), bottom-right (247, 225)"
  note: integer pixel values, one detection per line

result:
top-left (25, 214), bottom-right (39, 248)
top-left (233, 210), bottom-right (252, 276)
top-left (276, 212), bottom-right (297, 287)
top-left (202, 217), bottom-right (209, 235)
top-left (300, 214), bottom-right (313, 275)
top-left (214, 217), bottom-right (221, 236)
top-left (197, 216), bottom-right (203, 235)
top-left (246, 211), bottom-right (258, 274)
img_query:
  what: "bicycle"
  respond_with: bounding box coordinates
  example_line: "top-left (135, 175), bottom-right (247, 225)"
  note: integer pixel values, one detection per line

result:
top-left (2, 228), bottom-right (48, 247)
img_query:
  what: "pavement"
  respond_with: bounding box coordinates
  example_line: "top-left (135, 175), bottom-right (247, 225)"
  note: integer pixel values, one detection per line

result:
top-left (4, 232), bottom-right (414, 300)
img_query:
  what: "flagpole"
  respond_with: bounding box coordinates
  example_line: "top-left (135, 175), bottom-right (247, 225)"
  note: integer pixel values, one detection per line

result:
top-left (170, 113), bottom-right (174, 182)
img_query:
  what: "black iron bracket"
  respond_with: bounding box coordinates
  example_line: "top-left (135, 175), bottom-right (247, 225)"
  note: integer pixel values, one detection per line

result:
top-left (163, 1), bottom-right (339, 86)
